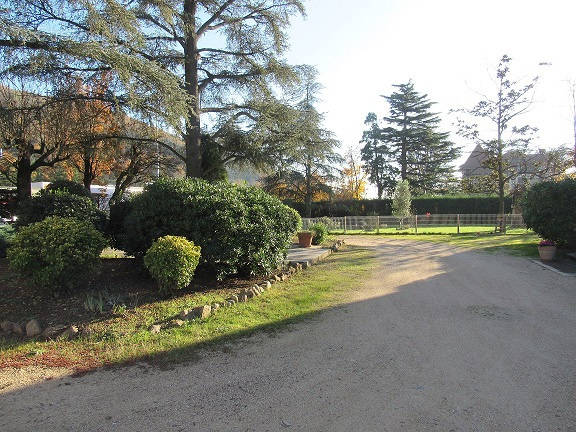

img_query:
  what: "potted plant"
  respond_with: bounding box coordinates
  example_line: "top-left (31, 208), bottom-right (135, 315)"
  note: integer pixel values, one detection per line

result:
top-left (537, 239), bottom-right (557, 261)
top-left (297, 231), bottom-right (313, 248)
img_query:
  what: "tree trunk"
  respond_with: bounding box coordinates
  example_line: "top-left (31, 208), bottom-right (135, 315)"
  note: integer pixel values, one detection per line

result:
top-left (183, 0), bottom-right (202, 178)
top-left (16, 156), bottom-right (32, 202)
top-left (377, 184), bottom-right (383, 200)
top-left (400, 114), bottom-right (408, 180)
top-left (83, 157), bottom-right (94, 189)
top-left (109, 174), bottom-right (133, 207)
top-left (304, 158), bottom-right (312, 218)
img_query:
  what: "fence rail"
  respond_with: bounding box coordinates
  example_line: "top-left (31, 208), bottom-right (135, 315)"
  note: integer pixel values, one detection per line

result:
top-left (302, 214), bottom-right (526, 234)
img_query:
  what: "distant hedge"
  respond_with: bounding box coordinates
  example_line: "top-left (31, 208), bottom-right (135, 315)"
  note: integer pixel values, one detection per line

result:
top-left (286, 196), bottom-right (513, 217)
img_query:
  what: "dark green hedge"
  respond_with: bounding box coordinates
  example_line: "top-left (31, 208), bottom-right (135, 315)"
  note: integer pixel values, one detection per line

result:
top-left (286, 196), bottom-right (513, 217)
top-left (523, 179), bottom-right (576, 248)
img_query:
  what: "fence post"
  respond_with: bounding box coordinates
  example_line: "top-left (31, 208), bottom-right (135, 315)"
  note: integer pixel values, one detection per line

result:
top-left (414, 214), bottom-right (418, 234)
top-left (457, 214), bottom-right (460, 234)
top-left (344, 216), bottom-right (347, 234)
top-left (376, 215), bottom-right (380, 234)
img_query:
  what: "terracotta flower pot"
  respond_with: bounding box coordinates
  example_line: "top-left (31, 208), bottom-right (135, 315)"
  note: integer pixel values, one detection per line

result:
top-left (538, 245), bottom-right (557, 261)
top-left (298, 231), bottom-right (313, 248)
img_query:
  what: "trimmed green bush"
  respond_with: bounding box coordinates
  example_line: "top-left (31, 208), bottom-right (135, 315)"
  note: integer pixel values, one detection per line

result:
top-left (119, 178), bottom-right (301, 279)
top-left (15, 190), bottom-right (107, 231)
top-left (522, 179), bottom-right (576, 248)
top-left (7, 216), bottom-right (107, 291)
top-left (144, 235), bottom-right (201, 293)
top-left (310, 222), bottom-right (328, 245)
top-left (43, 180), bottom-right (92, 198)
top-left (0, 224), bottom-right (14, 258)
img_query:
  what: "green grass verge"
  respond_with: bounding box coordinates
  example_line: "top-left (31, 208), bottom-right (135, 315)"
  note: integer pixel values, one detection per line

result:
top-left (330, 225), bottom-right (528, 235)
top-left (0, 246), bottom-right (377, 369)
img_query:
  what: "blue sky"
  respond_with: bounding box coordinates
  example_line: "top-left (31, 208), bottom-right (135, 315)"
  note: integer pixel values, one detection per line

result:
top-left (283, 0), bottom-right (576, 176)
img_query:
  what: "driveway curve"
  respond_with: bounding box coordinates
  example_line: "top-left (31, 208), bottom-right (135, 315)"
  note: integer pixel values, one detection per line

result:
top-left (1, 238), bottom-right (575, 431)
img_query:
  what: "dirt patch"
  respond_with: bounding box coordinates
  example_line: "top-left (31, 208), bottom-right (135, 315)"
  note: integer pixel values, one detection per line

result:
top-left (466, 305), bottom-right (512, 320)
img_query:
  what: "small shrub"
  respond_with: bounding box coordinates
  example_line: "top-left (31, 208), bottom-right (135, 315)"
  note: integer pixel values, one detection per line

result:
top-left (310, 222), bottom-right (328, 245)
top-left (0, 224), bottom-right (14, 258)
top-left (7, 216), bottom-right (107, 291)
top-left (120, 178), bottom-right (301, 279)
top-left (317, 216), bottom-right (337, 231)
top-left (15, 191), bottom-right (107, 231)
top-left (43, 180), bottom-right (92, 198)
top-left (522, 179), bottom-right (576, 248)
top-left (144, 235), bottom-right (201, 293)
top-left (83, 290), bottom-right (127, 314)
top-left (83, 291), bottom-right (106, 314)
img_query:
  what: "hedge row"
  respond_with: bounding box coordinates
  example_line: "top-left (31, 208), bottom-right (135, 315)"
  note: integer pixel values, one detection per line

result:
top-left (285, 196), bottom-right (513, 217)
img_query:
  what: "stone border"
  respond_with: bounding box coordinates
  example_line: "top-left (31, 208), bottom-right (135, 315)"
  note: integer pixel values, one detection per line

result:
top-left (0, 319), bottom-right (79, 340)
top-left (530, 259), bottom-right (576, 277)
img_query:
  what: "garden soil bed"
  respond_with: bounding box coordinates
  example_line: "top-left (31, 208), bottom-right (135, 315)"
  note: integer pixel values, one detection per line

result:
top-left (0, 257), bottom-right (261, 329)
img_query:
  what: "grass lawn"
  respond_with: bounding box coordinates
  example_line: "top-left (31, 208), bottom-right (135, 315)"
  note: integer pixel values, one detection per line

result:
top-left (387, 232), bottom-right (540, 257)
top-left (0, 246), bottom-right (377, 371)
top-left (341, 229), bottom-right (540, 257)
top-left (330, 225), bottom-right (527, 235)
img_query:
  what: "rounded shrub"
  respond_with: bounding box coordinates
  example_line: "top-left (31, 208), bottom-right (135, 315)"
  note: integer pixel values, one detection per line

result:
top-left (7, 216), bottom-right (107, 291)
top-left (15, 190), bottom-right (107, 231)
top-left (144, 235), bottom-right (201, 293)
top-left (43, 180), bottom-right (92, 198)
top-left (310, 222), bottom-right (328, 245)
top-left (523, 178), bottom-right (576, 248)
top-left (119, 178), bottom-right (301, 279)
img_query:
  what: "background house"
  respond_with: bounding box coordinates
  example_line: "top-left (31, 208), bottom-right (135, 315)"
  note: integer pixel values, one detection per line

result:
top-left (460, 144), bottom-right (567, 188)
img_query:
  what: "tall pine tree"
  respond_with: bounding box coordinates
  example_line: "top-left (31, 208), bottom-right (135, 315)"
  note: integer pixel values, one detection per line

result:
top-left (363, 82), bottom-right (460, 195)
top-left (262, 67), bottom-right (340, 217)
top-left (360, 112), bottom-right (397, 198)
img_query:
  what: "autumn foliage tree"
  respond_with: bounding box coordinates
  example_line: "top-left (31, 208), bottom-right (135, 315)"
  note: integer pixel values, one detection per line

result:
top-left (64, 75), bottom-right (120, 189)
top-left (0, 78), bottom-right (80, 201)
top-left (335, 148), bottom-right (367, 200)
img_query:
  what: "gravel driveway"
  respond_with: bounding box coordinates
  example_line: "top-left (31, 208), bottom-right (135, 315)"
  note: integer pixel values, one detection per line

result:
top-left (1, 238), bottom-right (575, 431)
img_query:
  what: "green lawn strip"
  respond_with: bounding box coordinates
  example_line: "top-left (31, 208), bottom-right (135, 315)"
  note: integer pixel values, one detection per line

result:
top-left (0, 247), bottom-right (377, 369)
top-left (330, 226), bottom-right (529, 235)
top-left (377, 232), bottom-right (540, 257)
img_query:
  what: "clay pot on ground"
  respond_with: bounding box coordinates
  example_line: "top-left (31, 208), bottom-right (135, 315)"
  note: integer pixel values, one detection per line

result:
top-left (298, 231), bottom-right (313, 248)
top-left (538, 245), bottom-right (557, 261)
